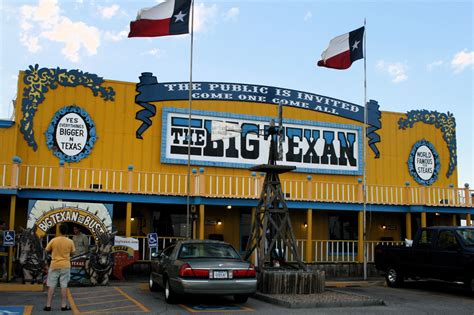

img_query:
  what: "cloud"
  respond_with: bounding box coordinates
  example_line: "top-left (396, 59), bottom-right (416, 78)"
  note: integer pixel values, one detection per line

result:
top-left (141, 48), bottom-right (163, 59)
top-left (104, 26), bottom-right (129, 42)
top-left (376, 60), bottom-right (408, 83)
top-left (451, 49), bottom-right (474, 73)
top-left (19, 0), bottom-right (100, 62)
top-left (304, 11), bottom-right (312, 21)
top-left (427, 60), bottom-right (444, 71)
top-left (193, 3), bottom-right (218, 33)
top-left (99, 4), bottom-right (120, 19)
top-left (223, 7), bottom-right (239, 22)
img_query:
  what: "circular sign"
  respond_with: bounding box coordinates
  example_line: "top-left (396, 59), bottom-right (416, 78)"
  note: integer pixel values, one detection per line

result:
top-left (408, 140), bottom-right (440, 186)
top-left (45, 105), bottom-right (96, 162)
top-left (55, 113), bottom-right (88, 156)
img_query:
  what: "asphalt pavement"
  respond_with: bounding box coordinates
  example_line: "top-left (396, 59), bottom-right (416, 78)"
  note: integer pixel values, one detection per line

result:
top-left (1, 279), bottom-right (473, 314)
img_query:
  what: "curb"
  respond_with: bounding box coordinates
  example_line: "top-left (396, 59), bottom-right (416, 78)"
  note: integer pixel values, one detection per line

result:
top-left (0, 283), bottom-right (44, 292)
top-left (253, 290), bottom-right (385, 309)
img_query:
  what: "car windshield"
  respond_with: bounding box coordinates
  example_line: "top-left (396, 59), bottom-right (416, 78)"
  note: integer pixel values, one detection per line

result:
top-left (178, 243), bottom-right (241, 259)
top-left (455, 229), bottom-right (474, 246)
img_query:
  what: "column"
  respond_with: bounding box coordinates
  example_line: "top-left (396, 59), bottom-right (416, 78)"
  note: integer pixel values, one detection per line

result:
top-left (358, 211), bottom-right (364, 263)
top-left (466, 213), bottom-right (472, 226)
top-left (305, 209), bottom-right (313, 263)
top-left (249, 207), bottom-right (256, 264)
top-left (405, 213), bottom-right (412, 240)
top-left (126, 202), bottom-right (132, 237)
top-left (199, 204), bottom-right (205, 240)
top-left (7, 195), bottom-right (16, 281)
top-left (452, 214), bottom-right (457, 226)
top-left (421, 212), bottom-right (427, 228)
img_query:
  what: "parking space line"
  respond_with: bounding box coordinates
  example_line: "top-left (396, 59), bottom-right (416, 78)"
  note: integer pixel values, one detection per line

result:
top-left (72, 290), bottom-right (114, 296)
top-left (76, 299), bottom-right (129, 307)
top-left (73, 293), bottom-right (122, 300)
top-left (67, 289), bottom-right (80, 315)
top-left (114, 287), bottom-right (150, 312)
top-left (80, 304), bottom-right (142, 314)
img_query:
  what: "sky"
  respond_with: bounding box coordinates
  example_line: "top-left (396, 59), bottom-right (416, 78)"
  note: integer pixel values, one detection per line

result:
top-left (0, 0), bottom-right (473, 187)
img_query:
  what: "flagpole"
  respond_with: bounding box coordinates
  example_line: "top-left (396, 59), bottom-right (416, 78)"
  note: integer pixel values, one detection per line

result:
top-left (363, 18), bottom-right (368, 280)
top-left (186, 0), bottom-right (195, 240)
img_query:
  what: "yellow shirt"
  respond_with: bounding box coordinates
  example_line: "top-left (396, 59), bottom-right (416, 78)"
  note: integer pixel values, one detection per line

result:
top-left (45, 236), bottom-right (76, 270)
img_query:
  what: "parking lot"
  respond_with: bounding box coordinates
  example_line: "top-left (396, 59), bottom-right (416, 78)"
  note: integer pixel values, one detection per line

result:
top-left (1, 280), bottom-right (473, 314)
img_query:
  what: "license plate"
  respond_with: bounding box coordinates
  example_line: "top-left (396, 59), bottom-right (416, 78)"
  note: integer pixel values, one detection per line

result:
top-left (213, 270), bottom-right (228, 279)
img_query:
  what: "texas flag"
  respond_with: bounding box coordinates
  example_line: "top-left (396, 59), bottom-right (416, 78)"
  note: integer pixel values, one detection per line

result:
top-left (317, 27), bottom-right (365, 70)
top-left (128, 0), bottom-right (192, 37)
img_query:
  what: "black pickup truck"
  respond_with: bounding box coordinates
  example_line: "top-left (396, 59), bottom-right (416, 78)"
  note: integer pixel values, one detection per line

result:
top-left (374, 226), bottom-right (474, 291)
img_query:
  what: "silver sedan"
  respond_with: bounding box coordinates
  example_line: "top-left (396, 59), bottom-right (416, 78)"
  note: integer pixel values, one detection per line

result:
top-left (149, 240), bottom-right (257, 304)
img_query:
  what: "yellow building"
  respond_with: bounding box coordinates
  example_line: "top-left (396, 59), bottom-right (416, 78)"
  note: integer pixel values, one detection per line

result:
top-left (0, 65), bottom-right (472, 276)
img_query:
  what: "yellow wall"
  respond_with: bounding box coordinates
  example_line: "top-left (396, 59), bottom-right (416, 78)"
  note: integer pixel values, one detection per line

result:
top-left (3, 71), bottom-right (456, 189)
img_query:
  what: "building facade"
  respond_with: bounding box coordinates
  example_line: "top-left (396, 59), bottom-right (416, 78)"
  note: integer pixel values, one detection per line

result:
top-left (0, 65), bottom-right (472, 273)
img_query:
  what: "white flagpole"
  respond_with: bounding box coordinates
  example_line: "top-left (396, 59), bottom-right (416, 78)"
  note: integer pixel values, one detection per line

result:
top-left (186, 0), bottom-right (195, 240)
top-left (363, 18), bottom-right (368, 280)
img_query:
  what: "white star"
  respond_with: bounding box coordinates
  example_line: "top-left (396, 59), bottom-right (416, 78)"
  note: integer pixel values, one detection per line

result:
top-left (352, 40), bottom-right (360, 51)
top-left (174, 11), bottom-right (187, 23)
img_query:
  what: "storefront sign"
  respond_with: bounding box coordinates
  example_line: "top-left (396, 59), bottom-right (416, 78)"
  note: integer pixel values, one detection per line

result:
top-left (114, 236), bottom-right (139, 251)
top-left (45, 105), bottom-right (97, 162)
top-left (408, 140), bottom-right (440, 186)
top-left (27, 200), bottom-right (113, 238)
top-left (162, 108), bottom-right (362, 175)
top-left (112, 236), bottom-right (139, 280)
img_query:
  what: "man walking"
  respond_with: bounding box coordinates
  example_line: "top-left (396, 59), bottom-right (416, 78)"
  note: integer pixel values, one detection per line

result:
top-left (44, 223), bottom-right (75, 311)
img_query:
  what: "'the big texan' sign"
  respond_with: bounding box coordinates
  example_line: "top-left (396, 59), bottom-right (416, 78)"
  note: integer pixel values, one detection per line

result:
top-left (162, 108), bottom-right (362, 175)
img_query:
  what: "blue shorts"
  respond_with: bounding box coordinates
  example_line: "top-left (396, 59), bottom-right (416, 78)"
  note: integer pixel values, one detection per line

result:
top-left (47, 268), bottom-right (70, 288)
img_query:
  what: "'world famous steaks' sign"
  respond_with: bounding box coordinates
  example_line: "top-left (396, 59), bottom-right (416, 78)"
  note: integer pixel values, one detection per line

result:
top-left (162, 108), bottom-right (362, 175)
top-left (134, 73), bottom-right (382, 158)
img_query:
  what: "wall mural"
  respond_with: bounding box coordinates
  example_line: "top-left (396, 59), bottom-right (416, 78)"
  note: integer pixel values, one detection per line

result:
top-left (407, 140), bottom-right (440, 186)
top-left (45, 105), bottom-right (96, 162)
top-left (398, 110), bottom-right (456, 178)
top-left (134, 72), bottom-right (382, 158)
top-left (20, 64), bottom-right (115, 151)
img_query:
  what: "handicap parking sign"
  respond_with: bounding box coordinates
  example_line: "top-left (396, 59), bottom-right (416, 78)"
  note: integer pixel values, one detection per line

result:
top-left (147, 233), bottom-right (158, 248)
top-left (3, 230), bottom-right (15, 247)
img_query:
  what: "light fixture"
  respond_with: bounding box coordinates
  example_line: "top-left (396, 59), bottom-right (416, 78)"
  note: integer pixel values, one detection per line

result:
top-left (131, 217), bottom-right (135, 221)
top-left (435, 212), bottom-right (440, 216)
top-left (381, 224), bottom-right (387, 230)
top-left (217, 219), bottom-right (222, 225)
top-left (303, 222), bottom-right (308, 228)
top-left (227, 205), bottom-right (232, 210)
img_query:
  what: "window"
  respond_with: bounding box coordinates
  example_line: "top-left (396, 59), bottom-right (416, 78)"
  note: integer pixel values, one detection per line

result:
top-left (456, 229), bottom-right (474, 246)
top-left (437, 231), bottom-right (458, 250)
top-left (418, 229), bottom-right (434, 247)
top-left (161, 245), bottom-right (175, 258)
top-left (329, 215), bottom-right (358, 240)
top-left (178, 243), bottom-right (241, 259)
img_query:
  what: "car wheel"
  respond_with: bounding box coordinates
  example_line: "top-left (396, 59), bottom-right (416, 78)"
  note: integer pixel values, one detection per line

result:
top-left (234, 295), bottom-right (249, 303)
top-left (164, 278), bottom-right (177, 304)
top-left (149, 274), bottom-right (160, 292)
top-left (386, 266), bottom-right (404, 288)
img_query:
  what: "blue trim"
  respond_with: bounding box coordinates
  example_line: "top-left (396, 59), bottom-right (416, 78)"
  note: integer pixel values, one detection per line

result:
top-left (161, 107), bottom-right (363, 175)
top-left (0, 120), bottom-right (14, 128)
top-left (45, 105), bottom-right (97, 163)
top-left (4, 189), bottom-right (473, 214)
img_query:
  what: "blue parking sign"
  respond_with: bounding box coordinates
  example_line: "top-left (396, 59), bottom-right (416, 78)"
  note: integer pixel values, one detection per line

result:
top-left (3, 230), bottom-right (15, 247)
top-left (147, 233), bottom-right (158, 248)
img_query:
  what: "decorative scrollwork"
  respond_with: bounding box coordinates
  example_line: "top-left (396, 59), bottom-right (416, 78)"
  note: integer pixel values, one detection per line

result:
top-left (20, 64), bottom-right (115, 151)
top-left (398, 110), bottom-right (456, 178)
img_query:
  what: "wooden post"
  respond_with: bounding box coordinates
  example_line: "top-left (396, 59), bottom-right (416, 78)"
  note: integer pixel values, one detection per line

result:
top-left (358, 211), bottom-right (364, 263)
top-left (405, 212), bottom-right (412, 240)
top-left (127, 165), bottom-right (134, 192)
top-left (464, 183), bottom-right (471, 207)
top-left (404, 182), bottom-right (410, 205)
top-left (452, 214), bottom-right (457, 226)
top-left (7, 195), bottom-right (16, 281)
top-left (199, 204), bottom-right (205, 240)
top-left (126, 202), bottom-right (132, 237)
top-left (58, 159), bottom-right (65, 189)
top-left (466, 213), bottom-right (472, 226)
top-left (421, 212), bottom-right (427, 228)
top-left (305, 209), bottom-right (313, 263)
top-left (10, 156), bottom-right (21, 187)
top-left (249, 207), bottom-right (256, 264)
top-left (306, 176), bottom-right (312, 200)
top-left (357, 178), bottom-right (363, 202)
top-left (199, 168), bottom-right (206, 195)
